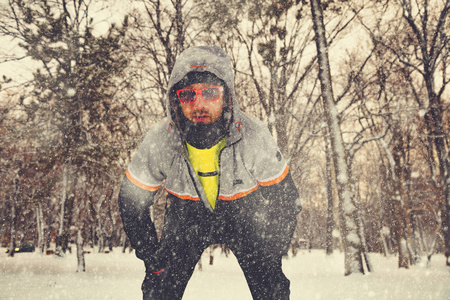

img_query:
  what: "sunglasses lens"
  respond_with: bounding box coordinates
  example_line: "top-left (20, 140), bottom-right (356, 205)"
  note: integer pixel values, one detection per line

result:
top-left (178, 90), bottom-right (196, 103)
top-left (202, 88), bottom-right (220, 101)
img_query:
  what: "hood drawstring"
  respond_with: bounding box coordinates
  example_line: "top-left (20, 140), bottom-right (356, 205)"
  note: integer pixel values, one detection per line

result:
top-left (232, 144), bottom-right (239, 186)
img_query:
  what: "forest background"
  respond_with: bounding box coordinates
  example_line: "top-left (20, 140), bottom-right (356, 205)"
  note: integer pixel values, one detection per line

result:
top-left (0, 0), bottom-right (449, 275)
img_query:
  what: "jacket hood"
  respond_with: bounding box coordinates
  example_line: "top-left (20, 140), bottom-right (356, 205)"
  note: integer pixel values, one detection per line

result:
top-left (166, 46), bottom-right (239, 139)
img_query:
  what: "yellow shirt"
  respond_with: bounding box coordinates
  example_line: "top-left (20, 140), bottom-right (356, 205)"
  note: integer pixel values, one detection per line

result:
top-left (186, 138), bottom-right (226, 209)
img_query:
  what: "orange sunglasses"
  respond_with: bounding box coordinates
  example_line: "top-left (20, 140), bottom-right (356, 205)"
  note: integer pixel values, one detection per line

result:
top-left (176, 86), bottom-right (222, 104)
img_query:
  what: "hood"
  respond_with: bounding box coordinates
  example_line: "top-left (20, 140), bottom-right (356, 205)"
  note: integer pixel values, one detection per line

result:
top-left (166, 46), bottom-right (239, 140)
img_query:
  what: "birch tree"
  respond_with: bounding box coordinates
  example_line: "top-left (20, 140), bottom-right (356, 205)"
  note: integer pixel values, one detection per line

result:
top-left (323, 131), bottom-right (335, 255)
top-left (310, 0), bottom-right (365, 275)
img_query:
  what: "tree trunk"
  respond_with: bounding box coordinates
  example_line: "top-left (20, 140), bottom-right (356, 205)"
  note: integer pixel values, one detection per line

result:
top-left (96, 194), bottom-right (106, 253)
top-left (404, 168), bottom-right (421, 263)
top-left (76, 228), bottom-right (85, 272)
top-left (209, 245), bottom-right (215, 265)
top-left (197, 255), bottom-right (203, 271)
top-left (310, 0), bottom-right (364, 275)
top-left (380, 227), bottom-right (389, 256)
top-left (324, 133), bottom-right (335, 255)
top-left (431, 122), bottom-right (450, 266)
top-left (356, 208), bottom-right (373, 272)
top-left (399, 0), bottom-right (450, 267)
top-left (350, 163), bottom-right (372, 272)
top-left (393, 130), bottom-right (410, 268)
top-left (376, 187), bottom-right (389, 256)
top-left (379, 131), bottom-right (410, 268)
top-left (56, 162), bottom-right (78, 256)
top-left (410, 214), bottom-right (422, 262)
top-left (36, 203), bottom-right (46, 254)
top-left (415, 215), bottom-right (426, 256)
top-left (8, 199), bottom-right (17, 258)
top-left (56, 164), bottom-right (67, 256)
top-left (426, 96), bottom-right (450, 266)
top-left (121, 232), bottom-right (129, 253)
top-left (422, 64), bottom-right (450, 266)
top-left (107, 189), bottom-right (116, 252)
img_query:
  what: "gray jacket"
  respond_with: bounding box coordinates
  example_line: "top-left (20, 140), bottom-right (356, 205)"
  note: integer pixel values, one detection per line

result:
top-left (126, 46), bottom-right (293, 212)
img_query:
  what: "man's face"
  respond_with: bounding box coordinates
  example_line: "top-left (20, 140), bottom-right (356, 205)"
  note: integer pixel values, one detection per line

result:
top-left (179, 83), bottom-right (224, 124)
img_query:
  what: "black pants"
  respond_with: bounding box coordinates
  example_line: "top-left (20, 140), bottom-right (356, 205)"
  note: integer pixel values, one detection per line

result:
top-left (141, 201), bottom-right (291, 300)
top-left (142, 245), bottom-right (289, 300)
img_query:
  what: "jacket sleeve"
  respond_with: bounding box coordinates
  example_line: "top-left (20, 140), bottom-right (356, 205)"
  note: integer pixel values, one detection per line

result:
top-left (118, 176), bottom-right (159, 262)
top-left (117, 121), bottom-right (170, 268)
top-left (245, 118), bottom-right (301, 256)
top-left (260, 171), bottom-right (301, 257)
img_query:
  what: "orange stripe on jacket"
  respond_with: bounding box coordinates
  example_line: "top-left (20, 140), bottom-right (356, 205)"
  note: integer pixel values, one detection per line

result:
top-left (127, 165), bottom-right (289, 201)
top-left (219, 185), bottom-right (259, 201)
top-left (164, 188), bottom-right (200, 201)
top-left (126, 170), bottom-right (160, 192)
top-left (258, 165), bottom-right (289, 187)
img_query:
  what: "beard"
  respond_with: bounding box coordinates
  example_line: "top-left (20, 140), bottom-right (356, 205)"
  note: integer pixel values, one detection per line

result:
top-left (183, 114), bottom-right (226, 149)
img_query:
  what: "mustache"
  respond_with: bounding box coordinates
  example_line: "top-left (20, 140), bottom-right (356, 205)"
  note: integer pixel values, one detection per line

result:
top-left (193, 109), bottom-right (210, 115)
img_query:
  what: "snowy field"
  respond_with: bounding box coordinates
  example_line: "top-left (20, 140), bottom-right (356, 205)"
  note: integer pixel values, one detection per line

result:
top-left (1, 248), bottom-right (449, 300)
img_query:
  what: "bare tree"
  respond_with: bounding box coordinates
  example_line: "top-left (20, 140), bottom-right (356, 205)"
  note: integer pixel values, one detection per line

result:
top-left (123, 0), bottom-right (201, 125)
top-left (0, 0), bottom-right (130, 261)
top-left (194, 0), bottom-right (320, 160)
top-left (363, 0), bottom-right (450, 266)
top-left (310, 0), bottom-right (366, 275)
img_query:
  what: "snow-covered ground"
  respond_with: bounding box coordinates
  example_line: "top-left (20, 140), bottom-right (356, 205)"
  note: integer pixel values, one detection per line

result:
top-left (1, 248), bottom-right (449, 300)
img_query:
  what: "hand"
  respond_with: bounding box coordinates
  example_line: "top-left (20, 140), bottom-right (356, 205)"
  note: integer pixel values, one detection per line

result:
top-left (144, 255), bottom-right (164, 274)
top-left (143, 245), bottom-right (170, 273)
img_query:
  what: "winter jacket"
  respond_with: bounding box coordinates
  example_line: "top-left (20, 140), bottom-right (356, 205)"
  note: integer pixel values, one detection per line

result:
top-left (118, 46), bottom-right (301, 269)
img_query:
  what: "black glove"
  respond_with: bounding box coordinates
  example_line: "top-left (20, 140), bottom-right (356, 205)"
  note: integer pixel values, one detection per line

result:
top-left (144, 257), bottom-right (163, 273)
top-left (142, 245), bottom-right (170, 273)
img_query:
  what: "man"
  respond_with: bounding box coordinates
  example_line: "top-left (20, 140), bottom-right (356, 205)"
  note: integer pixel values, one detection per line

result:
top-left (118, 45), bottom-right (301, 300)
